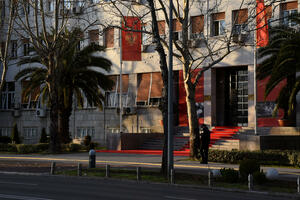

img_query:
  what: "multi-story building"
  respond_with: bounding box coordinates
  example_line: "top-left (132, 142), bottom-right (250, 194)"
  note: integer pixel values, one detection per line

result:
top-left (0, 0), bottom-right (299, 149)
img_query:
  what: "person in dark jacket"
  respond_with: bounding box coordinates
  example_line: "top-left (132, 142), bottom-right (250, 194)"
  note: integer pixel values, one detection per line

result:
top-left (200, 124), bottom-right (210, 164)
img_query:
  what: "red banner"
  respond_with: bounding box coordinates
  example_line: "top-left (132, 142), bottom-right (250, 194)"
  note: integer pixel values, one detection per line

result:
top-left (122, 16), bottom-right (141, 61)
top-left (178, 70), bottom-right (204, 126)
top-left (256, 0), bottom-right (269, 47)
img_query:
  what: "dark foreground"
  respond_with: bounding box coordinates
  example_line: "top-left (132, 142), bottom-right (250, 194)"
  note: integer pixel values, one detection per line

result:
top-left (0, 173), bottom-right (296, 200)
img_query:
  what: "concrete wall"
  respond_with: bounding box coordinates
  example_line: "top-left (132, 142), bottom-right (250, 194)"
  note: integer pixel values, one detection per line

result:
top-left (120, 133), bottom-right (163, 150)
top-left (106, 132), bottom-right (163, 150)
top-left (239, 134), bottom-right (300, 151)
top-left (260, 136), bottom-right (300, 150)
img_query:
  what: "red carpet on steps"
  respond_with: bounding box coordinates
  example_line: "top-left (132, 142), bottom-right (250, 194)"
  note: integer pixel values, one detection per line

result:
top-left (96, 126), bottom-right (240, 156)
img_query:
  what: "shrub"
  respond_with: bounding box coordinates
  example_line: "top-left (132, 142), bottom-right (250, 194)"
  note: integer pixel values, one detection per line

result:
top-left (68, 143), bottom-right (82, 152)
top-left (239, 159), bottom-right (260, 180)
top-left (16, 144), bottom-right (36, 154)
top-left (35, 143), bottom-right (49, 152)
top-left (253, 171), bottom-right (267, 185)
top-left (0, 136), bottom-right (11, 144)
top-left (0, 143), bottom-right (17, 152)
top-left (220, 168), bottom-right (239, 183)
top-left (83, 135), bottom-right (91, 147)
top-left (39, 128), bottom-right (48, 143)
top-left (11, 124), bottom-right (20, 144)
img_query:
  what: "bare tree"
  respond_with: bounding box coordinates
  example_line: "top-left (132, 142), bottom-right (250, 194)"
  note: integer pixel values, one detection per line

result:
top-left (0, 0), bottom-right (18, 92)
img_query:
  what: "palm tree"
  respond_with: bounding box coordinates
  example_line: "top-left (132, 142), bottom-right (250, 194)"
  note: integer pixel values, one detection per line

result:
top-left (56, 29), bottom-right (114, 143)
top-left (257, 14), bottom-right (300, 122)
top-left (15, 28), bottom-right (114, 146)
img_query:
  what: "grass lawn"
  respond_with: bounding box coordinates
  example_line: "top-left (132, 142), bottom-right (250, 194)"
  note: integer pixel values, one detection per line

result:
top-left (57, 167), bottom-right (298, 194)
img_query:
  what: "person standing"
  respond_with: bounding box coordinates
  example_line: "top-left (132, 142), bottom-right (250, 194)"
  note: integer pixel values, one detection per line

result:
top-left (200, 124), bottom-right (211, 164)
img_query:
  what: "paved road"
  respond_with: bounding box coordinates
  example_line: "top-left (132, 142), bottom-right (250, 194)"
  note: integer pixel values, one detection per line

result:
top-left (0, 152), bottom-right (299, 180)
top-left (0, 173), bottom-right (296, 200)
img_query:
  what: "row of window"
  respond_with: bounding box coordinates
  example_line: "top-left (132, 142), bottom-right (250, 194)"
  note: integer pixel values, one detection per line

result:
top-left (2, 2), bottom-right (297, 59)
top-left (0, 0), bottom-right (101, 17)
top-left (0, 127), bottom-right (98, 139)
top-left (0, 81), bottom-right (94, 110)
top-left (105, 72), bottom-right (163, 108)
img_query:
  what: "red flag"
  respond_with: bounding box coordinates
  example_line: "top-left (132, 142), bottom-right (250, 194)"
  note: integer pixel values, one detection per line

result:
top-left (122, 16), bottom-right (141, 61)
top-left (256, 0), bottom-right (269, 47)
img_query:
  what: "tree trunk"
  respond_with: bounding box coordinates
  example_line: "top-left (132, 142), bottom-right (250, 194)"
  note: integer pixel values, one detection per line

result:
top-left (49, 61), bottom-right (61, 153)
top-left (184, 80), bottom-right (200, 159)
top-left (49, 90), bottom-right (60, 153)
top-left (147, 0), bottom-right (169, 176)
top-left (58, 90), bottom-right (72, 144)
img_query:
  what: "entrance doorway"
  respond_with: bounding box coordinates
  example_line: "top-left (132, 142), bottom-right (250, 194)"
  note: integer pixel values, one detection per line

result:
top-left (215, 67), bottom-right (248, 127)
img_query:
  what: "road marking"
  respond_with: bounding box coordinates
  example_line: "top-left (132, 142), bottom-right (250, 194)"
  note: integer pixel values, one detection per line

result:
top-left (165, 196), bottom-right (196, 200)
top-left (0, 181), bottom-right (37, 186)
top-left (0, 194), bottom-right (53, 200)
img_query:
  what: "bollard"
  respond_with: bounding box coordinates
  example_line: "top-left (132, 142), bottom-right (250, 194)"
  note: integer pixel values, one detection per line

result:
top-left (297, 176), bottom-right (300, 193)
top-left (208, 171), bottom-right (213, 188)
top-left (170, 169), bottom-right (175, 184)
top-left (77, 163), bottom-right (82, 176)
top-left (136, 167), bottom-right (141, 181)
top-left (106, 164), bottom-right (110, 178)
top-left (50, 162), bottom-right (56, 175)
top-left (248, 174), bottom-right (253, 191)
top-left (89, 149), bottom-right (96, 168)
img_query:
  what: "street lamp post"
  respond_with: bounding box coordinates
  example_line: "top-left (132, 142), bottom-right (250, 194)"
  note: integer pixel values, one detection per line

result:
top-left (168, 0), bottom-right (174, 181)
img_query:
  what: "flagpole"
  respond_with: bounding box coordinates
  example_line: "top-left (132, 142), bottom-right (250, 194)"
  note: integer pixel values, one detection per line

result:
top-left (120, 21), bottom-right (123, 134)
top-left (254, 0), bottom-right (257, 135)
top-left (254, 33), bottom-right (257, 135)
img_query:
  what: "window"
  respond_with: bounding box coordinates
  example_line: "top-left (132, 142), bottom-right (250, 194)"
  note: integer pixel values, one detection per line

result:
top-left (22, 38), bottom-right (30, 56)
top-left (141, 23), bottom-right (148, 45)
top-left (233, 9), bottom-right (248, 34)
top-left (0, 1), bottom-right (5, 18)
top-left (63, 0), bottom-right (72, 9)
top-left (140, 127), bottom-right (151, 133)
top-left (20, 1), bottom-right (30, 15)
top-left (75, 1), bottom-right (84, 7)
top-left (212, 12), bottom-right (225, 36)
top-left (173, 19), bottom-right (182, 41)
top-left (106, 128), bottom-right (120, 134)
top-left (75, 31), bottom-right (84, 50)
top-left (76, 127), bottom-right (95, 138)
top-left (0, 127), bottom-right (11, 137)
top-left (21, 81), bottom-right (40, 109)
top-left (23, 127), bottom-right (38, 139)
top-left (281, 1), bottom-right (298, 27)
top-left (11, 40), bottom-right (17, 58)
top-left (265, 5), bottom-right (273, 27)
top-left (158, 20), bottom-right (166, 38)
top-left (105, 75), bottom-right (129, 108)
top-left (88, 29), bottom-right (99, 44)
top-left (104, 27), bottom-right (114, 48)
top-left (191, 15), bottom-right (204, 39)
top-left (0, 82), bottom-right (15, 110)
top-left (92, 0), bottom-right (100, 4)
top-left (136, 72), bottom-right (162, 106)
top-left (48, 0), bottom-right (54, 12)
top-left (0, 41), bottom-right (4, 55)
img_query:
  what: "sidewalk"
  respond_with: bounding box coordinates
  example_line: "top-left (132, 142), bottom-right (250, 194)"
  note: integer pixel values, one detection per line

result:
top-left (0, 152), bottom-right (299, 180)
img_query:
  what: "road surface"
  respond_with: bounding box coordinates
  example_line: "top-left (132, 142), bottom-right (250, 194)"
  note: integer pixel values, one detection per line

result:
top-left (0, 173), bottom-right (295, 200)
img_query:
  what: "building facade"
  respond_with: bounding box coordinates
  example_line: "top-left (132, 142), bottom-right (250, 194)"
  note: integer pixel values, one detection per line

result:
top-left (0, 0), bottom-right (299, 148)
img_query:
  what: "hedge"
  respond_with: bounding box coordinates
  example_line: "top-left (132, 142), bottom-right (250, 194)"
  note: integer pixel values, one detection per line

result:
top-left (0, 143), bottom-right (87, 154)
top-left (208, 149), bottom-right (300, 166)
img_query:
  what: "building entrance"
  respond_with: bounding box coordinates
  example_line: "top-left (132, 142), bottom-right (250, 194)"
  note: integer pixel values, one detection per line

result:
top-left (215, 67), bottom-right (248, 127)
